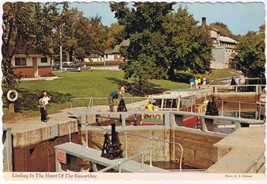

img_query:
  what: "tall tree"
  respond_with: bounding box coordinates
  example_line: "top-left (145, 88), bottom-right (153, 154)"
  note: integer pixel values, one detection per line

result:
top-left (106, 22), bottom-right (124, 49)
top-left (230, 25), bottom-right (265, 77)
top-left (164, 7), bottom-right (213, 79)
top-left (75, 16), bottom-right (108, 60)
top-left (2, 2), bottom-right (58, 113)
top-left (111, 2), bottom-right (212, 91)
top-left (111, 2), bottom-right (174, 92)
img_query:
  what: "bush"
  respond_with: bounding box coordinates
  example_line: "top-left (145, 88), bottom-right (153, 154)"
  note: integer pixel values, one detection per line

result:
top-left (80, 60), bottom-right (124, 66)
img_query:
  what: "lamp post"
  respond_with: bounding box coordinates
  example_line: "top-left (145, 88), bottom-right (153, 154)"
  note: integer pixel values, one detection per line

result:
top-left (52, 24), bottom-right (63, 72)
top-left (59, 26), bottom-right (63, 72)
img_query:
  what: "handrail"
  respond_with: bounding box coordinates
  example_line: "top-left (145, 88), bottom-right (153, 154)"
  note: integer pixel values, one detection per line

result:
top-left (82, 124), bottom-right (183, 172)
top-left (122, 131), bottom-right (184, 172)
top-left (97, 152), bottom-right (144, 173)
top-left (69, 96), bottom-right (148, 109)
top-left (244, 150), bottom-right (265, 173)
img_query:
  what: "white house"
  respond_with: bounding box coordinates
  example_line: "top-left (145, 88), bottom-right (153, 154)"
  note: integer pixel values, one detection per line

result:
top-left (202, 17), bottom-right (238, 69)
top-left (210, 28), bottom-right (238, 69)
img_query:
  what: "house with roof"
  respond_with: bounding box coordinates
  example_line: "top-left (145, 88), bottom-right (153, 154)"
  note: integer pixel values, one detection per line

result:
top-left (84, 39), bottom-right (130, 63)
top-left (84, 54), bottom-right (104, 62)
top-left (209, 28), bottom-right (238, 69)
top-left (112, 39), bottom-right (130, 62)
top-left (11, 48), bottom-right (53, 77)
top-left (201, 17), bottom-right (238, 69)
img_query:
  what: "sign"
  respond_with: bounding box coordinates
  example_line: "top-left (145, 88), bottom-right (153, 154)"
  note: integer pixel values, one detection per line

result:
top-left (56, 149), bottom-right (67, 164)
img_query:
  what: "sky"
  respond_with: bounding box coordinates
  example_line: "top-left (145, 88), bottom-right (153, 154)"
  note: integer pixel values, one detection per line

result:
top-left (68, 1), bottom-right (265, 36)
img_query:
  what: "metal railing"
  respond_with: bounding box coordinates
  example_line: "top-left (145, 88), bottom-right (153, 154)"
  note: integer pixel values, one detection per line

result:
top-left (213, 99), bottom-right (265, 120)
top-left (82, 124), bottom-right (184, 172)
top-left (121, 131), bottom-right (184, 172)
top-left (98, 152), bottom-right (144, 173)
top-left (203, 84), bottom-right (265, 95)
top-left (245, 151), bottom-right (265, 173)
top-left (69, 96), bottom-right (148, 110)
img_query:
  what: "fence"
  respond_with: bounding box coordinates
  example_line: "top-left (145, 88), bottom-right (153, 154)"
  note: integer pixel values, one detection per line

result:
top-left (203, 85), bottom-right (265, 95)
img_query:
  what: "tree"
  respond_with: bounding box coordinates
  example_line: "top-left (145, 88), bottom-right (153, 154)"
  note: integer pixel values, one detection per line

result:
top-left (231, 25), bottom-right (265, 78)
top-left (111, 2), bottom-right (213, 92)
top-left (111, 2), bottom-right (174, 92)
top-left (106, 22), bottom-right (124, 48)
top-left (2, 2), bottom-right (58, 113)
top-left (164, 7), bottom-right (213, 79)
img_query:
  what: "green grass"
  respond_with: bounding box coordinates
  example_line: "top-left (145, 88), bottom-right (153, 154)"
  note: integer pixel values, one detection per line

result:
top-left (195, 69), bottom-right (240, 80)
top-left (2, 68), bottom-right (240, 120)
top-left (2, 70), bottom-right (189, 120)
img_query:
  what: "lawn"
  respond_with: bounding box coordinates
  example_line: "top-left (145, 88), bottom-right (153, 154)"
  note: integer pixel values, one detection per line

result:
top-left (2, 68), bottom-right (240, 120)
top-left (2, 70), bottom-right (189, 120)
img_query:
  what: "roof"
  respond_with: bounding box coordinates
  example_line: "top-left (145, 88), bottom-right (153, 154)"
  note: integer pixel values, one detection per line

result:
top-left (86, 54), bottom-right (100, 58)
top-left (211, 27), bottom-right (220, 33)
top-left (112, 39), bottom-right (130, 54)
top-left (219, 36), bottom-right (238, 44)
top-left (15, 46), bottom-right (54, 56)
top-left (113, 45), bottom-right (121, 53)
top-left (104, 49), bottom-right (113, 55)
top-left (120, 39), bottom-right (130, 47)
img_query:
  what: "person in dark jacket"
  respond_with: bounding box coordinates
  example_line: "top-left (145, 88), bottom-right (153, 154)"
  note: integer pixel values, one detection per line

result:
top-left (108, 91), bottom-right (119, 112)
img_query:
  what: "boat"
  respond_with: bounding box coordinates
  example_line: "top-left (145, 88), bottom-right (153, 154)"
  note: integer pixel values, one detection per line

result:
top-left (140, 89), bottom-right (208, 127)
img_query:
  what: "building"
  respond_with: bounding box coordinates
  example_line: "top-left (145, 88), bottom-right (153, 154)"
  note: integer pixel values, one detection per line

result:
top-left (84, 39), bottom-right (130, 63)
top-left (201, 17), bottom-right (238, 69)
top-left (12, 49), bottom-right (53, 77)
top-left (84, 54), bottom-right (104, 62)
top-left (210, 28), bottom-right (238, 69)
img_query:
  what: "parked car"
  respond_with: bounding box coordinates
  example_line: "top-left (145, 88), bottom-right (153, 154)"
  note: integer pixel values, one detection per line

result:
top-left (52, 63), bottom-right (60, 70)
top-left (62, 62), bottom-right (81, 72)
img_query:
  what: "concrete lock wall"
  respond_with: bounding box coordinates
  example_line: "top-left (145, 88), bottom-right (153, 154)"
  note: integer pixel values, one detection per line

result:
top-left (87, 128), bottom-right (171, 162)
top-left (13, 133), bottom-right (81, 172)
top-left (86, 126), bottom-right (224, 169)
top-left (171, 127), bottom-right (224, 169)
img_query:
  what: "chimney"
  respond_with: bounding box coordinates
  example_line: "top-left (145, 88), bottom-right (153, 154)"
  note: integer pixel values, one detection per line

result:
top-left (201, 17), bottom-right (206, 28)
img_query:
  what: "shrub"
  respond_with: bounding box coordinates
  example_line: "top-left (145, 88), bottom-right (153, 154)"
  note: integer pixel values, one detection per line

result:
top-left (80, 60), bottom-right (124, 66)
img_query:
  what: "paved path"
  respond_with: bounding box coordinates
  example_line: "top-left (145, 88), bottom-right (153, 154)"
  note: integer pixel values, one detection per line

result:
top-left (206, 125), bottom-right (265, 173)
top-left (3, 99), bottom-right (148, 133)
top-left (20, 76), bottom-right (60, 81)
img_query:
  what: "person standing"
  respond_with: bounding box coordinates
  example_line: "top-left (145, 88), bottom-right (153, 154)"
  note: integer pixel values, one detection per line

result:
top-left (146, 101), bottom-right (154, 118)
top-left (39, 96), bottom-right (47, 122)
top-left (202, 77), bottom-right (207, 85)
top-left (189, 77), bottom-right (195, 89)
top-left (120, 85), bottom-right (126, 98)
top-left (108, 91), bottom-right (119, 112)
top-left (197, 78), bottom-right (201, 86)
top-left (195, 78), bottom-right (199, 89)
top-left (42, 91), bottom-right (51, 117)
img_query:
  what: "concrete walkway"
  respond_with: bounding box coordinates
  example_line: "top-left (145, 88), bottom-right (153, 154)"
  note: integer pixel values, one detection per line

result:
top-left (3, 99), bottom-right (148, 147)
top-left (20, 76), bottom-right (60, 81)
top-left (206, 125), bottom-right (265, 173)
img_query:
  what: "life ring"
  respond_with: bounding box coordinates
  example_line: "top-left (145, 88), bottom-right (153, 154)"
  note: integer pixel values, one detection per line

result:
top-left (7, 89), bottom-right (18, 102)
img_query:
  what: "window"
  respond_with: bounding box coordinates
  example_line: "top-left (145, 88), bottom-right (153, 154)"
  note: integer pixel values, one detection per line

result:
top-left (41, 57), bottom-right (48, 63)
top-left (15, 58), bottom-right (26, 66)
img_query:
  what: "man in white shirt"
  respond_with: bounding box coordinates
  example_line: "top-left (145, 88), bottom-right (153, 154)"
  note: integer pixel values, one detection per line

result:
top-left (43, 91), bottom-right (51, 117)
